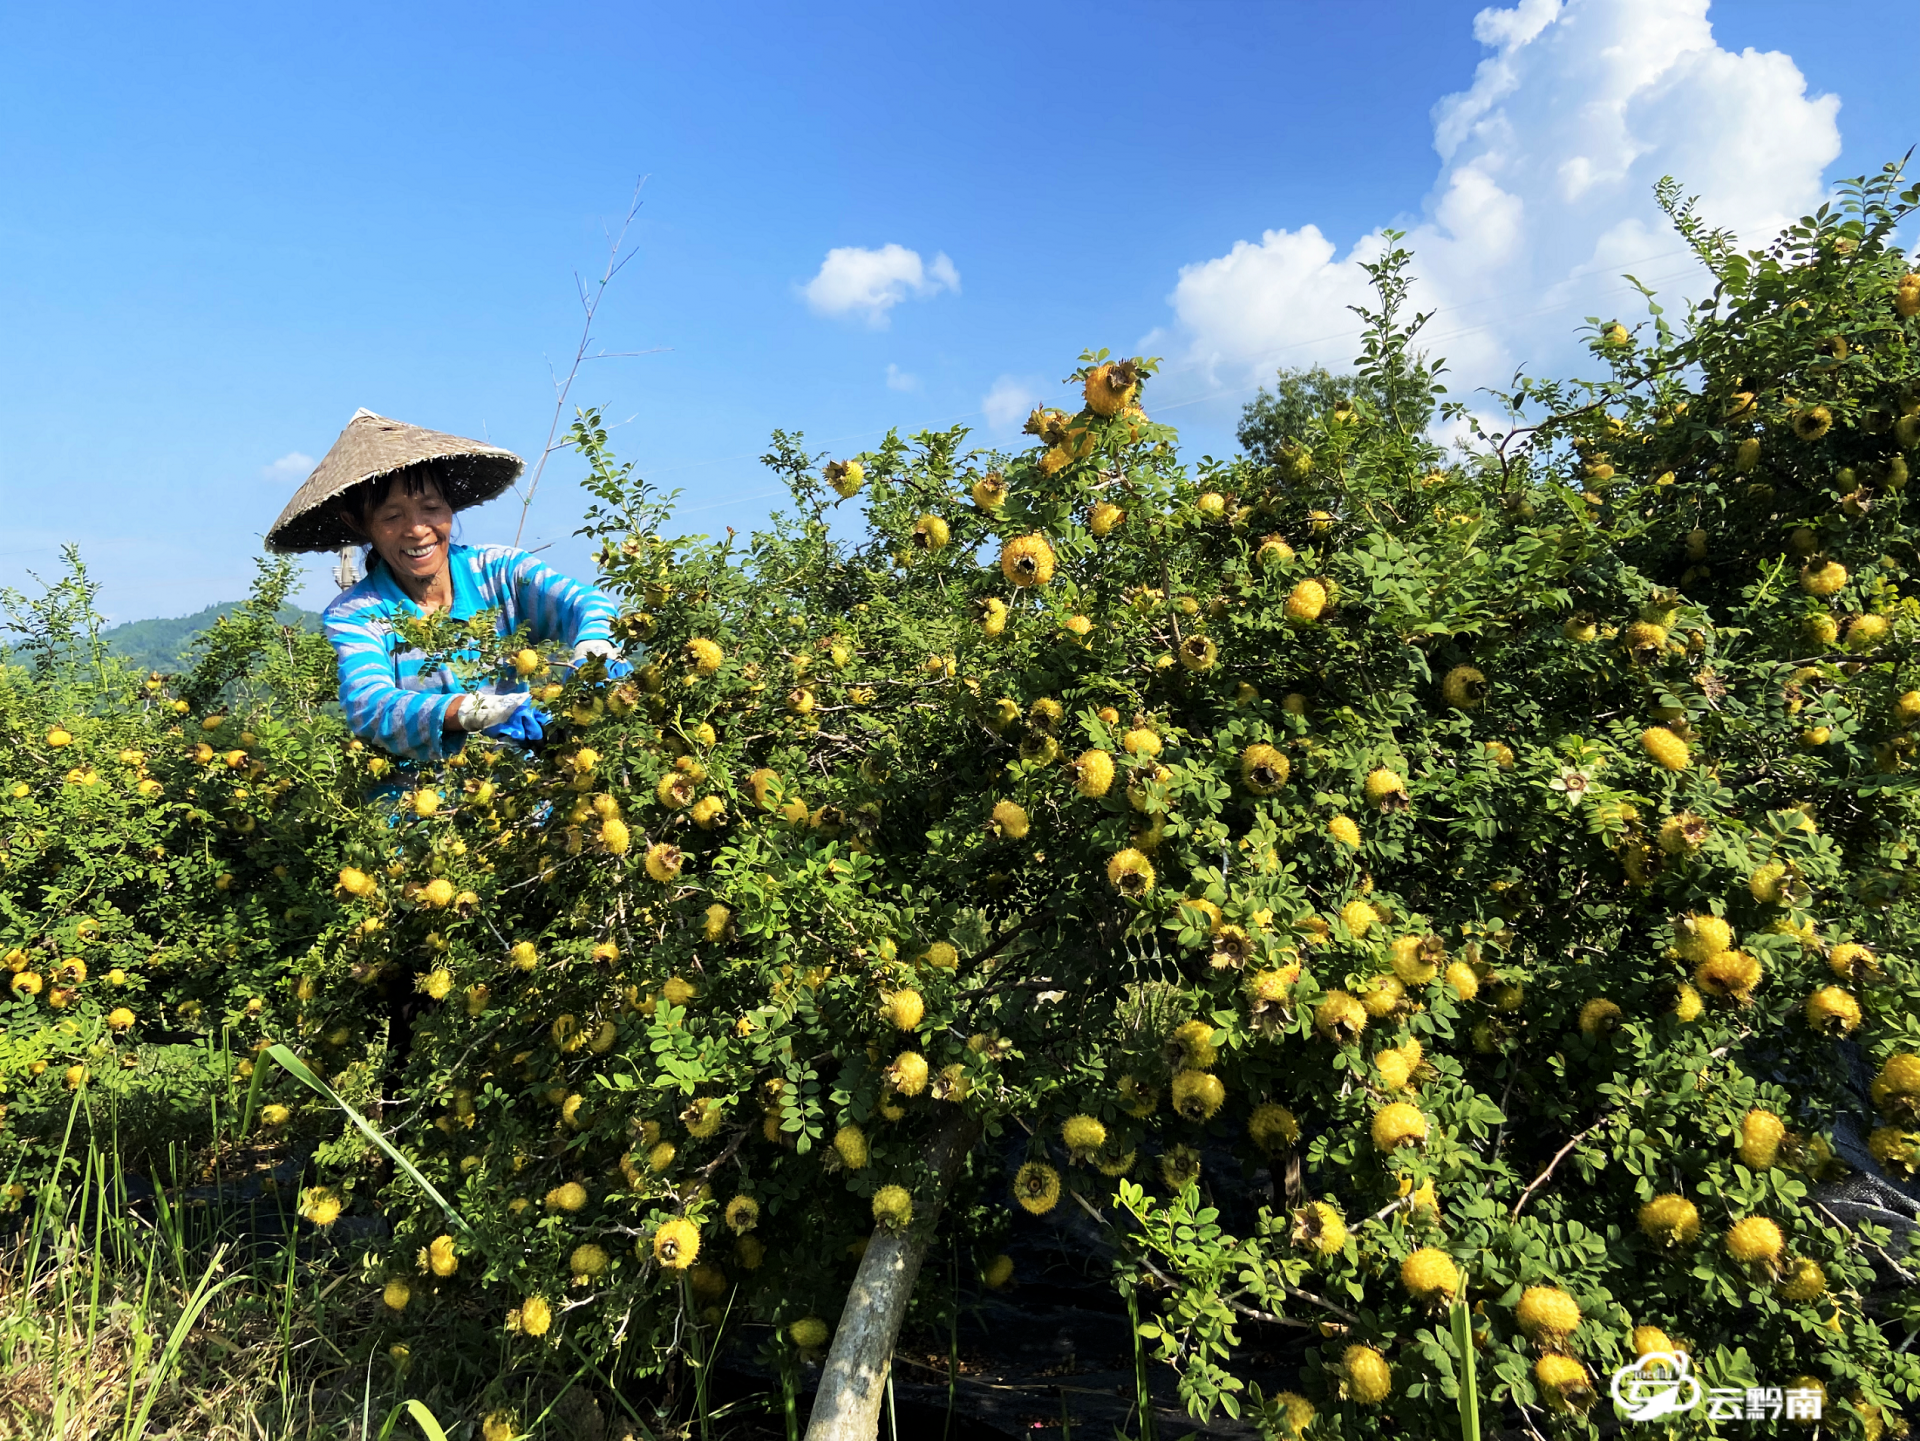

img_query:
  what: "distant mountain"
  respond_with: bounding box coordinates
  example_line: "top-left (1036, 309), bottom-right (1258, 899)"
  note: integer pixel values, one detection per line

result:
top-left (102, 601), bottom-right (322, 676)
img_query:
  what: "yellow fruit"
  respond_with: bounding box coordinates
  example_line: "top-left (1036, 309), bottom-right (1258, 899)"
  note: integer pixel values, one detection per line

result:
top-left (1370, 1101), bottom-right (1426, 1152)
top-left (833, 1125), bottom-right (869, 1170)
top-left (1061, 1114), bottom-right (1107, 1160)
top-left (911, 515), bottom-right (950, 552)
top-left (724, 1196), bottom-right (760, 1234)
top-left (1694, 949), bottom-right (1762, 1002)
top-left (1535, 1354), bottom-right (1594, 1412)
top-left (1106, 848), bottom-right (1155, 897)
top-left (1314, 990), bottom-right (1367, 1045)
top-left (922, 941), bottom-right (959, 970)
top-left (1363, 768), bottom-right (1406, 808)
top-left (789, 1316), bottom-right (831, 1349)
top-left (1121, 726), bottom-right (1162, 757)
top-left (1778, 1256), bottom-right (1826, 1302)
top-left (382, 1278), bottom-right (411, 1312)
top-left (1342, 1345), bottom-right (1392, 1405)
top-left (1239, 744), bottom-right (1290, 795)
top-left (1327, 815), bottom-right (1361, 849)
top-left (1390, 935), bottom-right (1439, 985)
top-left (1673, 913), bottom-right (1732, 962)
top-left (1877, 1054), bottom-right (1920, 1097)
top-left (106, 1007), bottom-right (135, 1032)
top-left (991, 799), bottom-right (1030, 839)
top-left (1578, 998), bottom-right (1622, 1036)
top-left (652, 1217), bottom-right (701, 1269)
top-left (1431, 962), bottom-right (1474, 1005)
top-left (1000, 533), bottom-right (1057, 587)
top-left (1083, 360), bottom-right (1138, 416)
top-left (1400, 1246), bottom-right (1459, 1301)
top-left (825, 459), bottom-right (864, 498)
top-left (1848, 613), bottom-right (1890, 650)
top-left (1870, 1126), bottom-right (1919, 1176)
top-left (426, 1234), bottom-right (458, 1277)
top-left (1801, 560), bottom-right (1848, 596)
top-left (1248, 1103), bottom-right (1299, 1151)
top-left (1088, 501), bottom-right (1125, 537)
top-left (1638, 1193), bottom-right (1701, 1246)
top-left (872, 1184), bottom-right (914, 1229)
top-left (1172, 1019), bottom-right (1218, 1068)
top-left (1284, 579), bottom-right (1327, 624)
top-left (983, 1253), bottom-right (1015, 1289)
top-left (1013, 1161), bottom-right (1062, 1214)
top-left (883, 989), bottom-right (925, 1031)
top-left (1725, 1215), bottom-right (1785, 1266)
top-left (1268, 1392), bottom-right (1316, 1438)
top-left (1827, 942), bottom-right (1879, 982)
top-left (1739, 1109), bottom-right (1786, 1169)
top-left (1178, 634), bottom-right (1217, 671)
top-left (1357, 976), bottom-right (1403, 1019)
top-left (1292, 1200), bottom-right (1347, 1256)
top-left (1749, 861), bottom-right (1790, 905)
top-left (510, 940), bottom-right (539, 971)
top-left (1805, 986), bottom-right (1861, 1035)
top-left (1068, 749), bottom-right (1115, 798)
top-left (1515, 1285), bottom-right (1581, 1339)
top-left (1441, 664), bottom-right (1486, 709)
top-left (886, 1050), bottom-right (929, 1096)
top-left (644, 843), bottom-right (683, 883)
top-left (1171, 1069), bottom-right (1225, 1121)
top-left (1640, 727), bottom-right (1690, 771)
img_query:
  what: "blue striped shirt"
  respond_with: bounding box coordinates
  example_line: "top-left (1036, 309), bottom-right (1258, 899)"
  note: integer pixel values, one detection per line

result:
top-left (322, 543), bottom-right (620, 763)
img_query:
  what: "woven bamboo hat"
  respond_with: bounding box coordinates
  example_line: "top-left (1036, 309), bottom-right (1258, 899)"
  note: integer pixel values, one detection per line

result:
top-left (265, 409), bottom-right (523, 553)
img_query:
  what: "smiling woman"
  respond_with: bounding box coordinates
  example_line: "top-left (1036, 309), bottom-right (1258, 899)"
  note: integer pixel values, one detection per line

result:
top-left (265, 409), bottom-right (626, 763)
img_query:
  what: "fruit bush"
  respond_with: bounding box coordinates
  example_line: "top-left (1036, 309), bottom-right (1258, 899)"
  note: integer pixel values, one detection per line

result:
top-left (7, 164), bottom-right (1920, 1439)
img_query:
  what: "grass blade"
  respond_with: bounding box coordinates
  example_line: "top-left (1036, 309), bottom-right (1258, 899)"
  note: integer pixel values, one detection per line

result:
top-left (264, 1043), bottom-right (472, 1238)
top-left (1452, 1298), bottom-right (1481, 1441)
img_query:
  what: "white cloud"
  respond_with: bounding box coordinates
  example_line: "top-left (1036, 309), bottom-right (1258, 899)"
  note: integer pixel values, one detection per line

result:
top-left (1158, 0), bottom-right (1841, 402)
top-left (801, 244), bottom-right (960, 328)
top-left (885, 363), bottom-right (920, 392)
top-left (981, 376), bottom-right (1039, 432)
top-left (261, 451), bottom-right (315, 483)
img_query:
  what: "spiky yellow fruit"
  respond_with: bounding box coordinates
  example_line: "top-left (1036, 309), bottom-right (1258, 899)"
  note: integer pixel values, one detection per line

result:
top-left (1578, 998), bottom-right (1623, 1036)
top-left (833, 1125), bottom-right (869, 1170)
top-left (1342, 1345), bottom-right (1392, 1405)
top-left (1061, 1114), bottom-right (1107, 1160)
top-left (991, 799), bottom-right (1030, 839)
top-left (1515, 1285), bottom-right (1582, 1339)
top-left (1878, 1054), bottom-right (1920, 1097)
top-left (1268, 1391), bottom-right (1315, 1438)
top-left (1673, 913), bottom-right (1732, 962)
top-left (872, 1184), bottom-right (913, 1229)
top-left (1106, 848), bottom-right (1155, 897)
top-left (1171, 1069), bottom-right (1225, 1121)
top-left (1535, 1354), bottom-right (1594, 1412)
top-left (1802, 560), bottom-right (1848, 596)
top-left (971, 473), bottom-right (1007, 510)
top-left (1013, 1161), bottom-right (1062, 1214)
top-left (1630, 1325), bottom-right (1677, 1357)
top-left (886, 1050), bottom-right (929, 1096)
top-left (382, 1278), bottom-right (412, 1311)
top-left (1778, 1256), bottom-right (1826, 1302)
top-left (1248, 1103), bottom-right (1299, 1151)
top-left (1088, 501), bottom-right (1125, 537)
top-left (1445, 960), bottom-right (1480, 1001)
top-left (724, 1196), bottom-right (760, 1234)
top-left (1000, 533), bottom-right (1057, 587)
top-left (645, 843), bottom-right (684, 883)
top-left (1293, 1200), bottom-right (1347, 1256)
top-left (1640, 727), bottom-right (1690, 771)
top-left (912, 515), bottom-right (950, 552)
top-left (1638, 1193), bottom-right (1701, 1246)
top-left (1827, 942), bottom-right (1879, 982)
top-left (1327, 815), bottom-right (1361, 849)
top-left (1441, 664), bottom-right (1486, 709)
top-left (884, 989), bottom-right (926, 1031)
top-left (1083, 360), bottom-right (1138, 416)
top-left (1371, 1101), bottom-right (1427, 1152)
top-left (824, 459), bottom-right (864, 497)
top-left (1739, 1108), bottom-right (1787, 1168)
top-left (1725, 1215), bottom-right (1785, 1266)
top-left (1238, 744), bottom-right (1289, 795)
top-left (1315, 991), bottom-right (1368, 1045)
top-left (1068, 749), bottom-right (1115, 797)
top-left (1284, 579), bottom-right (1327, 624)
top-left (545, 1182), bottom-right (588, 1213)
top-left (1400, 1246), bottom-right (1459, 1301)
top-left (570, 1242), bottom-right (610, 1281)
top-left (1695, 949), bottom-right (1762, 1002)
top-left (1805, 986), bottom-right (1861, 1035)
top-left (652, 1217), bottom-right (700, 1269)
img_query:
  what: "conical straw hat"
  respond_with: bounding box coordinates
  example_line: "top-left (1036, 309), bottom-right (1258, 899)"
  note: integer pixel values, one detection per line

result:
top-left (264, 409), bottom-right (524, 553)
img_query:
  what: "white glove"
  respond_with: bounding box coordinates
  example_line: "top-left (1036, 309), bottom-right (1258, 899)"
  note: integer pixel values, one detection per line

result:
top-left (455, 692), bottom-right (529, 733)
top-left (572, 639), bottom-right (620, 664)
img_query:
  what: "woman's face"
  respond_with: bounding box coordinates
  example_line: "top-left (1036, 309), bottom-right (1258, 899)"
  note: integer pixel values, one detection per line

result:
top-left (360, 478), bottom-right (453, 585)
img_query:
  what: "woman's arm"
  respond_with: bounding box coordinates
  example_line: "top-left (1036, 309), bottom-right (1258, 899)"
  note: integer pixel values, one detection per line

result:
top-left (324, 606), bottom-right (467, 764)
top-left (480, 547), bottom-right (621, 652)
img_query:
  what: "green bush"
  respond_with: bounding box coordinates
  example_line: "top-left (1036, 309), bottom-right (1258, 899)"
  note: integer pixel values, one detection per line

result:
top-left (5, 163), bottom-right (1920, 1439)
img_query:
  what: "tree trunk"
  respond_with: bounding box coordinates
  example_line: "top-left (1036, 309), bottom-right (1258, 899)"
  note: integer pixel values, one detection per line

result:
top-left (803, 1115), bottom-right (979, 1441)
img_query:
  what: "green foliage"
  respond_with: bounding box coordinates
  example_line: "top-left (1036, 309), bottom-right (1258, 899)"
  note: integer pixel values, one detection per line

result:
top-left (97, 599), bottom-right (322, 679)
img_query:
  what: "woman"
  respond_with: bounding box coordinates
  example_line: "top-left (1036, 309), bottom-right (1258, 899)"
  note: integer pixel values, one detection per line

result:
top-left (267, 408), bottom-right (625, 763)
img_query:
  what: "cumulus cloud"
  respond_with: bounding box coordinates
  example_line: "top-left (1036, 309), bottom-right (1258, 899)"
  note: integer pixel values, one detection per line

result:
top-left (261, 451), bottom-right (315, 482)
top-left (1157, 0), bottom-right (1841, 400)
top-left (801, 244), bottom-right (960, 327)
top-left (885, 363), bottom-right (920, 392)
top-left (981, 376), bottom-right (1040, 432)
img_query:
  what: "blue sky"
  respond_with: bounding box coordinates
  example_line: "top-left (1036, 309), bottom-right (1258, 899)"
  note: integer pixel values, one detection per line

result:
top-left (0, 0), bottom-right (1912, 623)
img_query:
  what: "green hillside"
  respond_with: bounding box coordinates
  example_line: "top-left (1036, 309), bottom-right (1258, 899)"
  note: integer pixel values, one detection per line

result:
top-left (102, 601), bottom-right (322, 676)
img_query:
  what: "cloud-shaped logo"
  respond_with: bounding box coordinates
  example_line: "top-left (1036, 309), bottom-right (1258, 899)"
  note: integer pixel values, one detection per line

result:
top-left (1610, 1352), bottom-right (1702, 1422)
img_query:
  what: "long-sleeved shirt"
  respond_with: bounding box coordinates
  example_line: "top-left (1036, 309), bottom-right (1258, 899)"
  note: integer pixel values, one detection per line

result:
top-left (323, 542), bottom-right (620, 764)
